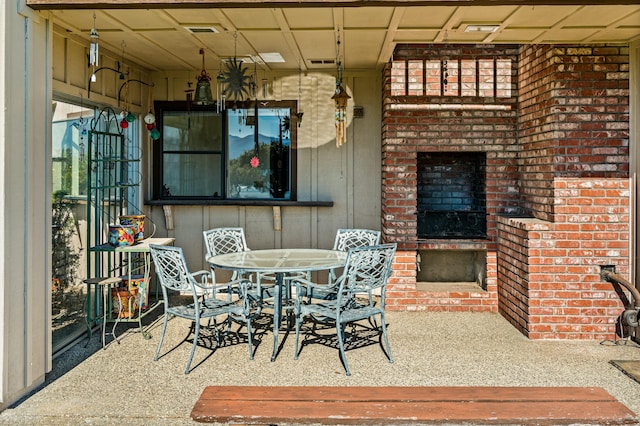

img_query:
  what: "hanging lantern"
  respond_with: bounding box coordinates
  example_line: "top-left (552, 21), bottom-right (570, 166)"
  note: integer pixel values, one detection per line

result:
top-left (194, 48), bottom-right (213, 105)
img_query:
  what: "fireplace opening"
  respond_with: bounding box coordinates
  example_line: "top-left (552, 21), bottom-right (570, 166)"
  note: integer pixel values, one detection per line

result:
top-left (417, 152), bottom-right (486, 239)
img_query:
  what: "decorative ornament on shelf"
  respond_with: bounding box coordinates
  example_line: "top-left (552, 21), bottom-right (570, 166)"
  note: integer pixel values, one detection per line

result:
top-left (332, 28), bottom-right (351, 147)
top-left (194, 48), bottom-right (213, 106)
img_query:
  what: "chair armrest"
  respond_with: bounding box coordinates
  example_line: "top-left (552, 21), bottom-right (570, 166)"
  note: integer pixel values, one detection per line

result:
top-left (189, 270), bottom-right (216, 299)
top-left (293, 276), bottom-right (340, 302)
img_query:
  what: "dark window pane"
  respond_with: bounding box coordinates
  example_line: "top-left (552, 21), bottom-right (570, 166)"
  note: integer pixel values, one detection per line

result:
top-left (162, 153), bottom-right (222, 197)
top-left (162, 111), bottom-right (222, 151)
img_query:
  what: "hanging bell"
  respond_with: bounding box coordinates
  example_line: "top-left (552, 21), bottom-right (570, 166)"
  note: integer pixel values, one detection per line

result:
top-left (194, 71), bottom-right (213, 106)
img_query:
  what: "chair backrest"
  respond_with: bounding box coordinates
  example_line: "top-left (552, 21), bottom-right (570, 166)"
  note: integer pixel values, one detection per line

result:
top-left (149, 244), bottom-right (197, 301)
top-left (203, 227), bottom-right (250, 257)
top-left (336, 243), bottom-right (397, 304)
top-left (333, 228), bottom-right (381, 252)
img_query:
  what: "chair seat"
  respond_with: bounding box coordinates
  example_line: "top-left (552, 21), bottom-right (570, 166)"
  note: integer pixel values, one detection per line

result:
top-left (300, 299), bottom-right (383, 324)
top-left (167, 301), bottom-right (244, 320)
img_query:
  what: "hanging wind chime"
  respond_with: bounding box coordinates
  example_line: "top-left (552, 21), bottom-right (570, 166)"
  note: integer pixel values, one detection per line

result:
top-left (89, 13), bottom-right (99, 83)
top-left (332, 29), bottom-right (350, 147)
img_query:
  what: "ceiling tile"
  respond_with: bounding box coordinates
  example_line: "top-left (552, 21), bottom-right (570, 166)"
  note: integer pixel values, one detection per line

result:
top-left (283, 8), bottom-right (334, 29)
top-left (222, 8), bottom-right (280, 30)
top-left (344, 7), bottom-right (393, 28)
top-left (506, 6), bottom-right (579, 28)
top-left (397, 7), bottom-right (456, 29)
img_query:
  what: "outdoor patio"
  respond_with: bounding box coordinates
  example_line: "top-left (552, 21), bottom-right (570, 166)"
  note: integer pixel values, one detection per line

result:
top-left (1, 310), bottom-right (640, 425)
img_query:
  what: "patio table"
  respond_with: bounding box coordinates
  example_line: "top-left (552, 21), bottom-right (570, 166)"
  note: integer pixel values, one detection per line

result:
top-left (207, 248), bottom-right (347, 361)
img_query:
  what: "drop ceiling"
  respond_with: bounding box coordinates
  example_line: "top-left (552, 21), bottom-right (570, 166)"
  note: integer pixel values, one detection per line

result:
top-left (43, 3), bottom-right (640, 73)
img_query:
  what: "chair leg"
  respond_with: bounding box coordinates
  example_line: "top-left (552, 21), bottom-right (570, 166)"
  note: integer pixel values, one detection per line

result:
top-left (246, 318), bottom-right (254, 360)
top-left (336, 322), bottom-right (351, 376)
top-left (294, 311), bottom-right (302, 359)
top-left (185, 319), bottom-right (200, 374)
top-left (154, 312), bottom-right (169, 361)
top-left (379, 313), bottom-right (394, 363)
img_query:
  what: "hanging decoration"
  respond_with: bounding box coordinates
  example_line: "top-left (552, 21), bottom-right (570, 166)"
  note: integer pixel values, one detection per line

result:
top-left (216, 65), bottom-right (226, 112)
top-left (295, 66), bottom-right (304, 127)
top-left (89, 13), bottom-right (99, 83)
top-left (184, 71), bottom-right (194, 106)
top-left (194, 48), bottom-right (214, 105)
top-left (145, 87), bottom-right (160, 141)
top-left (331, 28), bottom-right (350, 147)
top-left (220, 32), bottom-right (256, 103)
top-left (117, 41), bottom-right (135, 129)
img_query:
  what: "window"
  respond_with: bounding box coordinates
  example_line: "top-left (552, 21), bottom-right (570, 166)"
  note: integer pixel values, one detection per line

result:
top-left (52, 101), bottom-right (94, 197)
top-left (153, 101), bottom-right (297, 201)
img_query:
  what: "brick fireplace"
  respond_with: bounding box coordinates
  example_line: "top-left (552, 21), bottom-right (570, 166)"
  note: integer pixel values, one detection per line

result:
top-left (381, 44), bottom-right (631, 340)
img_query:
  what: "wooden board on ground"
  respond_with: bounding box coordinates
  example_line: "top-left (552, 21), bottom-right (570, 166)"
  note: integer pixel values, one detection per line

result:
top-left (191, 385), bottom-right (637, 425)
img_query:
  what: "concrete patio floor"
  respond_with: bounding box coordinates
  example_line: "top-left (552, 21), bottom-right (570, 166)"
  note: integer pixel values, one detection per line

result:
top-left (1, 311), bottom-right (640, 425)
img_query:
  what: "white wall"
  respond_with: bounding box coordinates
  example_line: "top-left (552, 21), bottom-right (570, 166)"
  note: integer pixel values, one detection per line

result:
top-left (0, 3), bottom-right (51, 407)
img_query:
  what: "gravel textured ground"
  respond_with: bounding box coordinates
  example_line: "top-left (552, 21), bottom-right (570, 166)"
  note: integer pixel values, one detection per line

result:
top-left (1, 311), bottom-right (640, 425)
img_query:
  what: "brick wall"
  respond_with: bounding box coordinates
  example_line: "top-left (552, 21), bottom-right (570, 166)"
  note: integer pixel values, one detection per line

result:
top-left (497, 45), bottom-right (630, 339)
top-left (497, 179), bottom-right (629, 339)
top-left (383, 43), bottom-right (631, 338)
top-left (518, 45), bottom-right (629, 221)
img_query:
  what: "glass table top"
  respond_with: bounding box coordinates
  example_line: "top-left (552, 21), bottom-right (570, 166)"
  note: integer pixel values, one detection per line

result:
top-left (207, 248), bottom-right (347, 273)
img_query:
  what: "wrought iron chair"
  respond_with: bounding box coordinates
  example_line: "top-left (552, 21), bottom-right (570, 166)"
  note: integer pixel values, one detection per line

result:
top-left (149, 244), bottom-right (254, 374)
top-left (293, 243), bottom-right (397, 376)
top-left (330, 228), bottom-right (381, 282)
top-left (203, 227), bottom-right (275, 310)
top-left (303, 228), bottom-right (381, 302)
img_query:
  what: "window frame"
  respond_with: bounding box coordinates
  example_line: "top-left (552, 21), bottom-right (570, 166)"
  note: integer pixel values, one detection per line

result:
top-left (152, 100), bottom-right (298, 202)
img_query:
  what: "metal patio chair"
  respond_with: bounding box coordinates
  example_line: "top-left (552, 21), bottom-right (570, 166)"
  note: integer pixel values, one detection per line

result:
top-left (149, 244), bottom-right (255, 374)
top-left (303, 228), bottom-right (381, 302)
top-left (203, 227), bottom-right (275, 310)
top-left (293, 243), bottom-right (397, 376)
